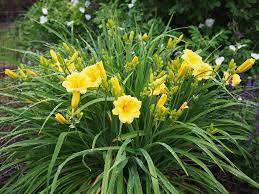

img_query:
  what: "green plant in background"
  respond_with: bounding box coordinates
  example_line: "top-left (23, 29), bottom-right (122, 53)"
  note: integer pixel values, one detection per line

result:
top-left (0, 20), bottom-right (258, 193)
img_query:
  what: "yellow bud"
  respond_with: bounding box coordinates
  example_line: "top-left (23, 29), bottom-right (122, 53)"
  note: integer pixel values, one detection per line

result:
top-left (129, 31), bottom-right (135, 42)
top-left (111, 76), bottom-right (123, 97)
top-left (152, 75), bottom-right (167, 87)
top-left (55, 113), bottom-right (68, 125)
top-left (69, 52), bottom-right (79, 64)
top-left (142, 33), bottom-right (149, 41)
top-left (26, 69), bottom-right (38, 77)
top-left (123, 33), bottom-right (128, 42)
top-left (4, 69), bottom-right (19, 79)
top-left (177, 62), bottom-right (188, 80)
top-left (131, 56), bottom-right (139, 65)
top-left (96, 61), bottom-right (106, 79)
top-left (25, 99), bottom-right (33, 104)
top-left (63, 43), bottom-right (71, 53)
top-left (176, 34), bottom-right (184, 44)
top-left (236, 58), bottom-right (255, 73)
top-left (167, 37), bottom-right (174, 49)
top-left (157, 94), bottom-right (167, 108)
top-left (71, 92), bottom-right (81, 109)
top-left (106, 19), bottom-right (115, 29)
top-left (50, 49), bottom-right (59, 63)
top-left (40, 56), bottom-right (49, 66)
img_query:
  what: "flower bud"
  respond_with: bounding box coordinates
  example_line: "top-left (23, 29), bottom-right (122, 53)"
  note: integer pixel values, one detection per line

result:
top-left (111, 76), bottom-right (123, 97)
top-left (50, 49), bottom-right (59, 63)
top-left (236, 58), bottom-right (255, 73)
top-left (4, 69), bottom-right (19, 79)
top-left (55, 113), bottom-right (68, 125)
top-left (71, 92), bottom-right (81, 109)
top-left (157, 94), bottom-right (167, 108)
top-left (131, 56), bottom-right (139, 65)
top-left (142, 33), bottom-right (149, 41)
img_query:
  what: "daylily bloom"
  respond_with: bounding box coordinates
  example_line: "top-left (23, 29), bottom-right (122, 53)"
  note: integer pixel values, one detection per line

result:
top-left (236, 58), bottom-right (255, 73)
top-left (82, 63), bottom-right (105, 88)
top-left (62, 72), bottom-right (88, 109)
top-left (182, 49), bottom-right (203, 67)
top-left (112, 95), bottom-right (141, 124)
top-left (192, 62), bottom-right (212, 80)
top-left (223, 72), bottom-right (241, 87)
top-left (55, 113), bottom-right (68, 124)
top-left (4, 69), bottom-right (19, 79)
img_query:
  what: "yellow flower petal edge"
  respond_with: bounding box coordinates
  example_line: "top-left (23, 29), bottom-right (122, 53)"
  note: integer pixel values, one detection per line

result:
top-left (182, 49), bottom-right (203, 67)
top-left (112, 95), bottom-right (142, 124)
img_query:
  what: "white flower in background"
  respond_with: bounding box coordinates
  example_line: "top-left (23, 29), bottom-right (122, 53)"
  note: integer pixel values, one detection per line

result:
top-left (251, 53), bottom-right (259, 60)
top-left (71, 0), bottom-right (79, 5)
top-left (198, 23), bottom-right (205, 28)
top-left (215, 56), bottom-right (224, 65)
top-left (229, 45), bottom-right (236, 52)
top-left (174, 51), bottom-right (181, 56)
top-left (128, 3), bottom-right (134, 8)
top-left (131, 50), bottom-right (135, 55)
top-left (205, 18), bottom-right (215, 27)
top-left (85, 14), bottom-right (91, 21)
top-left (66, 21), bottom-right (74, 27)
top-left (236, 43), bottom-right (247, 50)
top-left (128, 0), bottom-right (136, 9)
top-left (40, 15), bottom-right (48, 24)
top-left (85, 0), bottom-right (91, 7)
top-left (79, 7), bottom-right (85, 13)
top-left (42, 7), bottom-right (48, 15)
top-left (238, 97), bottom-right (243, 101)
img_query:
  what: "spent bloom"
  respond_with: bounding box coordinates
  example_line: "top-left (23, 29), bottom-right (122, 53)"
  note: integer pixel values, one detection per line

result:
top-left (112, 95), bottom-right (141, 124)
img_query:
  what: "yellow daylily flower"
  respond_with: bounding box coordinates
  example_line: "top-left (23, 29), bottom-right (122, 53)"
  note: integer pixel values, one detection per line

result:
top-left (142, 33), bottom-right (149, 41)
top-left (111, 76), bottom-right (123, 97)
top-left (62, 72), bottom-right (88, 109)
top-left (236, 58), bottom-right (255, 73)
top-left (62, 72), bottom-right (88, 94)
top-left (182, 49), bottom-right (203, 67)
top-left (223, 72), bottom-right (241, 87)
top-left (112, 95), bottom-right (142, 124)
top-left (55, 113), bottom-right (68, 125)
top-left (4, 69), bottom-right (19, 79)
top-left (192, 62), bottom-right (212, 80)
top-left (82, 63), bottom-right (105, 88)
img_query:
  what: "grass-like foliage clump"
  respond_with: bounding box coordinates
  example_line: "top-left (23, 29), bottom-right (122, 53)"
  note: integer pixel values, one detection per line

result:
top-left (0, 20), bottom-right (258, 193)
